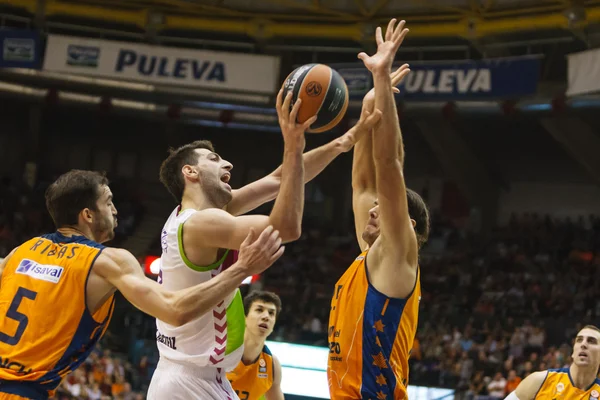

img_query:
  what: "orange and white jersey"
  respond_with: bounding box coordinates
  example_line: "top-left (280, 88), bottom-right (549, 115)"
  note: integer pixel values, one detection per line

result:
top-left (328, 251), bottom-right (420, 400)
top-left (0, 232), bottom-right (114, 399)
top-left (536, 368), bottom-right (600, 399)
top-left (227, 345), bottom-right (274, 400)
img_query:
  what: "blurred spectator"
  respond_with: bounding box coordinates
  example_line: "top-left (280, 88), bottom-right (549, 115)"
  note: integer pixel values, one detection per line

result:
top-left (487, 372), bottom-right (507, 398)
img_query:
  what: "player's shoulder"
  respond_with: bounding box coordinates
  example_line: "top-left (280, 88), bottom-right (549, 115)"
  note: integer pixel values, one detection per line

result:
top-left (93, 248), bottom-right (136, 275)
top-left (262, 344), bottom-right (272, 356)
top-left (188, 207), bottom-right (230, 222)
top-left (516, 370), bottom-right (550, 400)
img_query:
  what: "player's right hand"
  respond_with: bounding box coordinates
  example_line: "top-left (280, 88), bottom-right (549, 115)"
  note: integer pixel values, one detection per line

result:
top-left (237, 225), bottom-right (285, 275)
top-left (358, 19), bottom-right (409, 74)
top-left (276, 89), bottom-right (317, 150)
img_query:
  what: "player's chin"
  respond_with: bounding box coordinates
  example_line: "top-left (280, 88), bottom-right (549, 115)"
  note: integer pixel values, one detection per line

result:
top-left (362, 229), bottom-right (379, 244)
top-left (256, 326), bottom-right (272, 337)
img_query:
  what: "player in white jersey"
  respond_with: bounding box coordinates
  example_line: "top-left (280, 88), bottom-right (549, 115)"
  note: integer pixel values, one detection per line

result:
top-left (148, 89), bottom-right (382, 399)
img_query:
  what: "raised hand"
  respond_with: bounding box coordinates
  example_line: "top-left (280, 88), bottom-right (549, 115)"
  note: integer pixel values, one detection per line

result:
top-left (362, 63), bottom-right (410, 114)
top-left (237, 226), bottom-right (285, 276)
top-left (335, 63), bottom-right (411, 152)
top-left (358, 19), bottom-right (409, 74)
top-left (276, 89), bottom-right (317, 150)
top-left (336, 109), bottom-right (383, 153)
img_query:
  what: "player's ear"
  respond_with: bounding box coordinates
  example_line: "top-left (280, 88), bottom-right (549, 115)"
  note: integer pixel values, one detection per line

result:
top-left (411, 219), bottom-right (416, 228)
top-left (182, 165), bottom-right (199, 181)
top-left (81, 208), bottom-right (93, 224)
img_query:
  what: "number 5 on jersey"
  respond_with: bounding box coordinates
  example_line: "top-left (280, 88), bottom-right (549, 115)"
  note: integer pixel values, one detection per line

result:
top-left (0, 287), bottom-right (37, 345)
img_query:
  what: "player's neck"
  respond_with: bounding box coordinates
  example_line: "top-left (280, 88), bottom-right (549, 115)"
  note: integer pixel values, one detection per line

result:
top-left (241, 333), bottom-right (266, 365)
top-left (570, 364), bottom-right (598, 389)
top-left (57, 226), bottom-right (95, 241)
top-left (181, 189), bottom-right (218, 211)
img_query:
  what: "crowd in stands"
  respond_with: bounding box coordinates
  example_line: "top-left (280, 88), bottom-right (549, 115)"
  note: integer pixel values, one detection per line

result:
top-left (51, 347), bottom-right (147, 400)
top-left (2, 172), bottom-right (600, 399)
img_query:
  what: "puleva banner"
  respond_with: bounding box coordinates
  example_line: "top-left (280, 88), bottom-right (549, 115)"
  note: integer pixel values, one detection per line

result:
top-left (335, 56), bottom-right (541, 100)
top-left (43, 34), bottom-right (281, 94)
top-left (0, 29), bottom-right (41, 69)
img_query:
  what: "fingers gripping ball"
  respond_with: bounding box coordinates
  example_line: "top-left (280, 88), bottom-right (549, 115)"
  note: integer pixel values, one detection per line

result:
top-left (282, 64), bottom-right (349, 133)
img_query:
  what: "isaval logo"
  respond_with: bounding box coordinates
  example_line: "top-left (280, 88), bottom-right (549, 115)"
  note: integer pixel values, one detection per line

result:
top-left (16, 259), bottom-right (64, 284)
top-left (3, 38), bottom-right (34, 62)
top-left (67, 44), bottom-right (100, 67)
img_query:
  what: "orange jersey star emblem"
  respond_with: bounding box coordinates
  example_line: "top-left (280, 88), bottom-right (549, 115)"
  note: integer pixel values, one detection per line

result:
top-left (377, 390), bottom-right (387, 399)
top-left (372, 352), bottom-right (388, 369)
top-left (376, 374), bottom-right (387, 386)
top-left (373, 320), bottom-right (385, 332)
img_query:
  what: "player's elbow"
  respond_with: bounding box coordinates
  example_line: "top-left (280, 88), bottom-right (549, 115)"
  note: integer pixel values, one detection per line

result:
top-left (165, 294), bottom-right (194, 327)
top-left (270, 218), bottom-right (302, 242)
top-left (170, 312), bottom-right (191, 327)
top-left (280, 225), bottom-right (302, 242)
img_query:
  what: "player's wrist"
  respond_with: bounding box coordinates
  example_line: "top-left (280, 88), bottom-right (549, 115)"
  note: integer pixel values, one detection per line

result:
top-left (283, 138), bottom-right (306, 154)
top-left (372, 66), bottom-right (393, 79)
top-left (224, 262), bottom-right (252, 282)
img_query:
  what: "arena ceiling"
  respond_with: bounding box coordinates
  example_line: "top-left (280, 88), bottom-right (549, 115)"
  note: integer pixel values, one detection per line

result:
top-left (3, 0), bottom-right (600, 42)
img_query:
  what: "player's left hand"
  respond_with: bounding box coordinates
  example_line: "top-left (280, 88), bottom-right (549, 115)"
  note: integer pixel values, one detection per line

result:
top-left (361, 63), bottom-right (410, 114)
top-left (336, 63), bottom-right (410, 153)
top-left (336, 109), bottom-right (382, 153)
top-left (358, 19), bottom-right (409, 74)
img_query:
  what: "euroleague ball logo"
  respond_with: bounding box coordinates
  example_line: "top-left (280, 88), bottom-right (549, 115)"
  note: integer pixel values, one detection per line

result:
top-left (306, 81), bottom-right (322, 97)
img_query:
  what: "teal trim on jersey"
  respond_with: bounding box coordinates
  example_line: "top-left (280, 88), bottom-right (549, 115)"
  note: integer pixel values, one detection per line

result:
top-left (177, 223), bottom-right (229, 272)
top-left (225, 289), bottom-right (245, 355)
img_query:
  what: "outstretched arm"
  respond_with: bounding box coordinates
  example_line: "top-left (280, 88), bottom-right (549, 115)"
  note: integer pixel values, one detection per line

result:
top-left (227, 108), bottom-right (382, 217)
top-left (359, 19), bottom-right (417, 298)
top-left (352, 65), bottom-right (410, 251)
top-left (183, 90), bottom-right (313, 253)
top-left (97, 227), bottom-right (284, 327)
top-left (227, 139), bottom-right (347, 217)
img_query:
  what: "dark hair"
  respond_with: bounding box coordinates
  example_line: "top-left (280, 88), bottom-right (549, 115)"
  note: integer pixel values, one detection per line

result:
top-left (159, 140), bottom-right (215, 202)
top-left (407, 188), bottom-right (430, 248)
top-left (45, 170), bottom-right (109, 228)
top-left (244, 291), bottom-right (282, 318)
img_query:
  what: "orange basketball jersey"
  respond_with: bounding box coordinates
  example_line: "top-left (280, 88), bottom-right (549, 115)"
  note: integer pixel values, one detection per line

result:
top-left (535, 368), bottom-right (600, 399)
top-left (227, 345), bottom-right (274, 400)
top-left (0, 233), bottom-right (114, 399)
top-left (328, 251), bottom-right (420, 400)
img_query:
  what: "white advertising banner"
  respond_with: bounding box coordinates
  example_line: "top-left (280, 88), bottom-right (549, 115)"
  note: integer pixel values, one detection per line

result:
top-left (43, 34), bottom-right (281, 94)
top-left (567, 47), bottom-right (600, 96)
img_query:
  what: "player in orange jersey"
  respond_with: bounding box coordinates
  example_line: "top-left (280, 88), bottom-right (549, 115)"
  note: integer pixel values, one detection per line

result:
top-left (327, 19), bottom-right (430, 400)
top-left (227, 291), bottom-right (284, 400)
top-left (0, 170), bottom-right (284, 400)
top-left (505, 325), bottom-right (600, 400)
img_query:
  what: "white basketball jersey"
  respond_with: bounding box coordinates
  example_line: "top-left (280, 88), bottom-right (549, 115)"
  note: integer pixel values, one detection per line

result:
top-left (156, 206), bottom-right (245, 371)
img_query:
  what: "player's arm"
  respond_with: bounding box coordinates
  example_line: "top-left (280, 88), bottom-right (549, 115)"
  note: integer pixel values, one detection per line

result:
top-left (96, 227), bottom-right (284, 327)
top-left (184, 90), bottom-right (313, 250)
top-left (227, 138), bottom-right (348, 217)
top-left (0, 247), bottom-right (18, 289)
top-left (265, 355), bottom-right (284, 400)
top-left (505, 371), bottom-right (547, 400)
top-left (360, 21), bottom-right (417, 265)
top-left (352, 129), bottom-right (377, 252)
top-left (227, 106), bottom-right (382, 218)
top-left (352, 66), bottom-right (410, 251)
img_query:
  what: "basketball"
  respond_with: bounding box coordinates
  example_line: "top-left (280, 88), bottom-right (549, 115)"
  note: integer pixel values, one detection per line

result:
top-left (282, 63), bottom-right (349, 133)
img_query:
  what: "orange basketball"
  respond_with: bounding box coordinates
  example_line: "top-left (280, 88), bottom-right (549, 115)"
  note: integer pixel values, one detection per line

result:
top-left (282, 64), bottom-right (349, 133)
